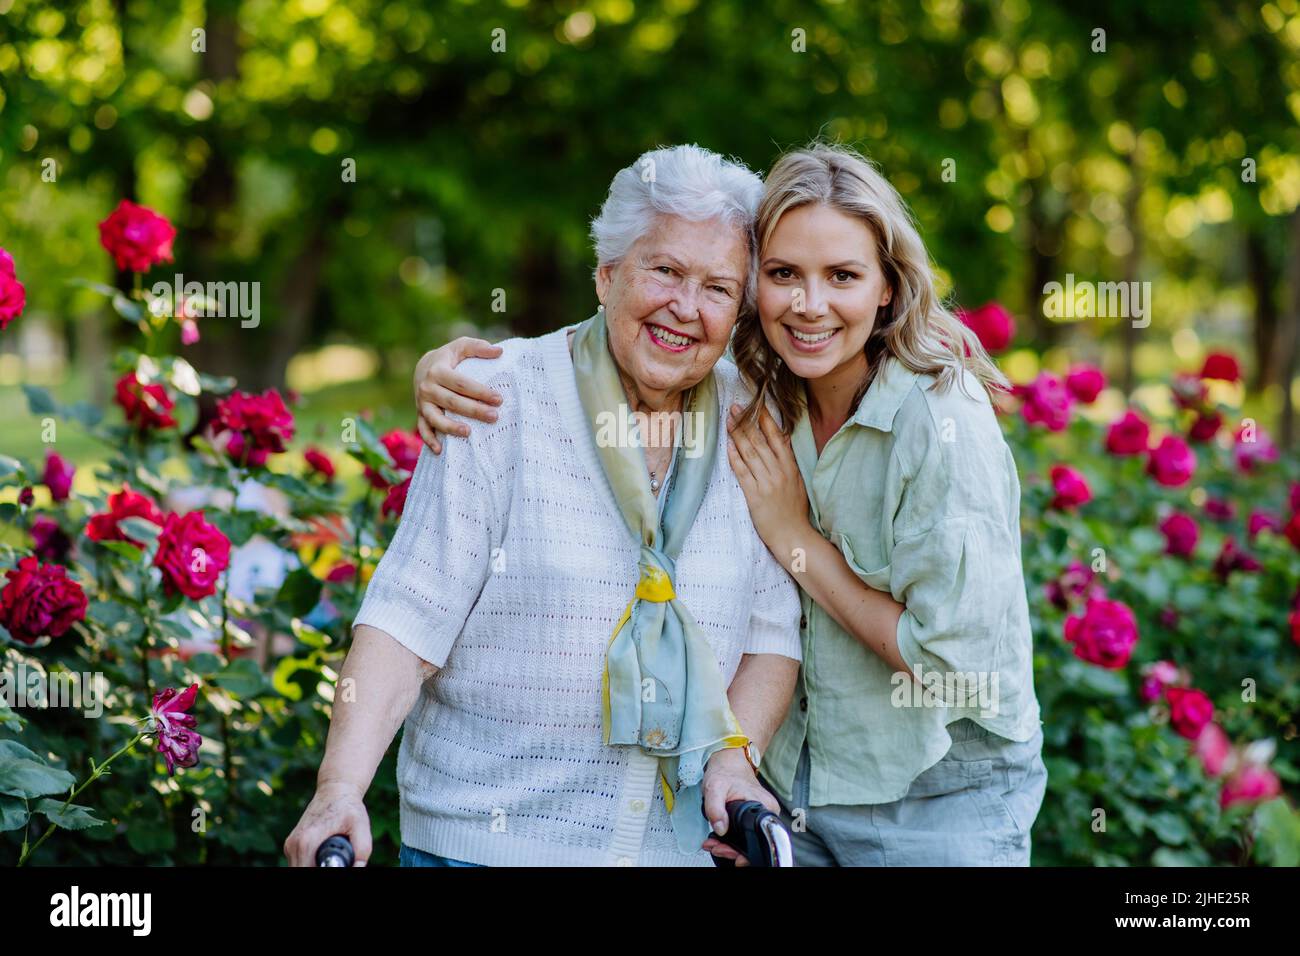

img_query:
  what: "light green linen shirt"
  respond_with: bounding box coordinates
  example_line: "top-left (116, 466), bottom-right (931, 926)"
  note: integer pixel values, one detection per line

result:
top-left (761, 356), bottom-right (1042, 808)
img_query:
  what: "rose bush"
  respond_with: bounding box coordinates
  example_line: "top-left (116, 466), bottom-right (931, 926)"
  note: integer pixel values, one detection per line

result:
top-left (2, 211), bottom-right (1298, 867)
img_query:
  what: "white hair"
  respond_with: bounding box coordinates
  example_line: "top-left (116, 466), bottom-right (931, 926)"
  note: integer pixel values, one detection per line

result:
top-left (589, 144), bottom-right (763, 310)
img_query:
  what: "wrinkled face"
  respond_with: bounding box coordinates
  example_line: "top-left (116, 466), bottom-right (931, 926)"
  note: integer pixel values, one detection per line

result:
top-left (756, 202), bottom-right (893, 382)
top-left (596, 214), bottom-right (747, 405)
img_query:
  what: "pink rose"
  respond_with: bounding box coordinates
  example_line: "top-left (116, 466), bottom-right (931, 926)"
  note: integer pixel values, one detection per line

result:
top-left (1105, 410), bottom-right (1150, 456)
top-left (1165, 686), bottom-right (1213, 740)
top-left (1171, 373), bottom-right (1209, 411)
top-left (150, 684), bottom-right (202, 776)
top-left (1065, 364), bottom-right (1106, 403)
top-left (1019, 372), bottom-right (1074, 431)
top-left (30, 517), bottom-right (73, 563)
top-left (1049, 465), bottom-right (1092, 510)
top-left (98, 199), bottom-right (176, 273)
top-left (956, 301), bottom-right (1015, 353)
top-left (41, 451), bottom-right (75, 502)
top-left (1247, 510), bottom-right (1282, 541)
top-left (1064, 598), bottom-right (1139, 670)
top-left (382, 475), bottom-right (411, 518)
top-left (1220, 765), bottom-right (1281, 810)
top-left (1044, 560), bottom-right (1104, 610)
top-left (1146, 435), bottom-right (1196, 487)
top-left (1139, 659), bottom-right (1181, 702)
top-left (1233, 425), bottom-right (1278, 472)
top-left (0, 263), bottom-right (26, 331)
top-left (1159, 512), bottom-right (1199, 557)
top-left (1195, 723), bottom-right (1232, 778)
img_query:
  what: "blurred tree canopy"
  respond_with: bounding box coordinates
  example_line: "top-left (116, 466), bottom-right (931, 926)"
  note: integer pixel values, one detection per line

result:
top-left (2, 0), bottom-right (1300, 436)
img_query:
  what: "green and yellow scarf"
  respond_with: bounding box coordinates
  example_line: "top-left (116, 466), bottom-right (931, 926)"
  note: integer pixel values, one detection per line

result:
top-left (571, 311), bottom-right (749, 854)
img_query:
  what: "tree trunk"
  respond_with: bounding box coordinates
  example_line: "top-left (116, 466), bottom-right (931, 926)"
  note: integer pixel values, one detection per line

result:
top-left (1246, 229), bottom-right (1280, 393)
top-left (1279, 209), bottom-right (1300, 450)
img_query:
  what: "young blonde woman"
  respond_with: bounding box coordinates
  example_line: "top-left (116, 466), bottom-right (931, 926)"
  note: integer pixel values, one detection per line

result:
top-left (413, 143), bottom-right (1046, 866)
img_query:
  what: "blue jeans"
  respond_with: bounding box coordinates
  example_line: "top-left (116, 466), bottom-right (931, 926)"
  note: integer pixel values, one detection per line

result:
top-left (398, 843), bottom-right (485, 867)
top-left (767, 718), bottom-right (1047, 866)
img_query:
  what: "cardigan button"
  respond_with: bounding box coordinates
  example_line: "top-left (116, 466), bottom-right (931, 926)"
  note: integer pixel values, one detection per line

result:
top-left (629, 798), bottom-right (646, 813)
top-left (615, 856), bottom-right (634, 867)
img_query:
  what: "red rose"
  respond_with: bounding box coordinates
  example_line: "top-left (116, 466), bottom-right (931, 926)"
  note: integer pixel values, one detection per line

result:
top-left (1019, 372), bottom-right (1074, 431)
top-left (1286, 513), bottom-right (1300, 551)
top-left (1247, 510), bottom-right (1282, 541)
top-left (213, 389), bottom-right (295, 467)
top-left (1205, 497), bottom-right (1236, 522)
top-left (382, 474), bottom-right (411, 518)
top-left (1105, 410), bottom-right (1150, 456)
top-left (1146, 435), bottom-right (1196, 487)
top-left (1290, 482), bottom-right (1300, 515)
top-left (1049, 464), bottom-right (1091, 510)
top-left (30, 517), bottom-right (73, 563)
top-left (0, 247), bottom-right (14, 277)
top-left (1063, 598), bottom-right (1139, 669)
top-left (41, 451), bottom-right (75, 502)
top-left (17, 486), bottom-right (33, 507)
top-left (1158, 512), bottom-right (1198, 557)
top-left (0, 266), bottom-right (25, 331)
top-left (0, 556), bottom-right (88, 645)
top-left (153, 511), bottom-right (232, 600)
top-left (1214, 537), bottom-right (1261, 578)
top-left (1065, 364), bottom-right (1106, 403)
top-left (956, 302), bottom-right (1015, 353)
top-left (1290, 608), bottom-right (1300, 648)
top-left (1165, 686), bottom-right (1213, 740)
top-left (1199, 351), bottom-right (1241, 383)
top-left (1187, 411), bottom-right (1222, 443)
top-left (98, 199), bottom-right (176, 274)
top-left (86, 483), bottom-right (165, 546)
top-left (304, 447), bottom-right (336, 480)
top-left (1220, 765), bottom-right (1281, 809)
top-left (115, 371), bottom-right (178, 431)
top-left (325, 562), bottom-right (357, 583)
top-left (365, 428), bottom-right (423, 488)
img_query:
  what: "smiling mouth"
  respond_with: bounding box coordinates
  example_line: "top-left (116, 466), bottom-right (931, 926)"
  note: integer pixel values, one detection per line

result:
top-left (645, 322), bottom-right (698, 353)
top-left (784, 324), bottom-right (841, 352)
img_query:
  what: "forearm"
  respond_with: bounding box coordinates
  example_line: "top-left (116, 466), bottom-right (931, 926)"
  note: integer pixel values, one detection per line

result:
top-left (317, 624), bottom-right (437, 795)
top-left (778, 528), bottom-right (911, 676)
top-left (725, 652), bottom-right (799, 753)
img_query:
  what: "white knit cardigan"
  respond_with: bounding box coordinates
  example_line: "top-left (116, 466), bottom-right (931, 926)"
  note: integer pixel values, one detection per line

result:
top-left (353, 326), bottom-right (802, 867)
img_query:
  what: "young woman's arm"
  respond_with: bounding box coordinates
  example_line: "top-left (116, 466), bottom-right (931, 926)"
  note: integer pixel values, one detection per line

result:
top-left (413, 337), bottom-right (503, 452)
top-left (726, 404), bottom-right (910, 676)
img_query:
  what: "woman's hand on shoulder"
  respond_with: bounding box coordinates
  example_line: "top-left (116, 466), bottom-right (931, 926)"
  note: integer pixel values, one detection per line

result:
top-left (725, 403), bottom-right (813, 561)
top-left (413, 337), bottom-right (505, 454)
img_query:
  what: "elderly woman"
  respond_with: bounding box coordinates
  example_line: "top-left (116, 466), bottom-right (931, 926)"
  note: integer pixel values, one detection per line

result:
top-left (284, 145), bottom-right (802, 867)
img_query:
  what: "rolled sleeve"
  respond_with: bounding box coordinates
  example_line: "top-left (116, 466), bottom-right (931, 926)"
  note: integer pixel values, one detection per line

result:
top-left (352, 439), bottom-right (495, 668)
top-left (890, 513), bottom-right (1017, 707)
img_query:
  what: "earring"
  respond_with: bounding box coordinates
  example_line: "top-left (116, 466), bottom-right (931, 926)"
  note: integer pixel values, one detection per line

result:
top-left (597, 303), bottom-right (605, 312)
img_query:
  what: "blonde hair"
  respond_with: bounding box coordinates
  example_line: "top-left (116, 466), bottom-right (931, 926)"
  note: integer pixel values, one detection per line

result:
top-left (733, 142), bottom-right (1009, 433)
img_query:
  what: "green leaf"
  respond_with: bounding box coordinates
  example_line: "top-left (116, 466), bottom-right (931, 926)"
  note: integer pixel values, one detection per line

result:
top-left (0, 752), bottom-right (76, 799)
top-left (1147, 811), bottom-right (1191, 845)
top-left (118, 517), bottom-right (162, 549)
top-left (34, 799), bottom-right (105, 831)
top-left (21, 384), bottom-right (57, 415)
top-left (212, 657), bottom-right (266, 698)
top-left (1254, 798), bottom-right (1300, 867)
top-left (277, 568), bottom-right (323, 618)
top-left (0, 454), bottom-right (21, 479)
top-left (99, 540), bottom-right (146, 562)
top-left (0, 794), bottom-right (29, 832)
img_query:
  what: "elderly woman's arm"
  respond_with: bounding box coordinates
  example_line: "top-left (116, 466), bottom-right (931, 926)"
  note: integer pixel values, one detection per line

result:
top-left (283, 625), bottom-right (436, 866)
